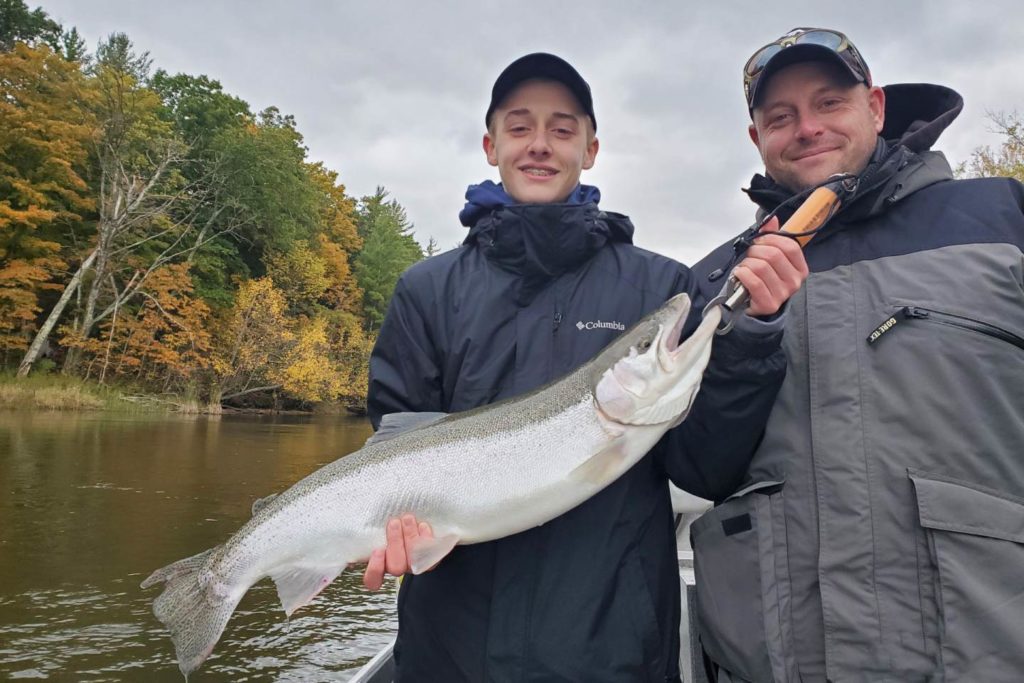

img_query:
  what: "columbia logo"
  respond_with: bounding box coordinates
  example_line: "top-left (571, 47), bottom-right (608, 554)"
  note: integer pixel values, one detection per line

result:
top-left (576, 320), bottom-right (625, 331)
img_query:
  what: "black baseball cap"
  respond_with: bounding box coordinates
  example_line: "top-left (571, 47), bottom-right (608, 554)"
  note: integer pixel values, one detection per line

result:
top-left (485, 53), bottom-right (596, 132)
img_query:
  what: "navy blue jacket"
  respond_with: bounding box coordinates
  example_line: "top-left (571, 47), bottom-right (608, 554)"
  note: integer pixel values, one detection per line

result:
top-left (367, 202), bottom-right (786, 682)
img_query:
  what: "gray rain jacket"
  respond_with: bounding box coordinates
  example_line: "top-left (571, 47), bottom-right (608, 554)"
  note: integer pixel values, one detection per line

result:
top-left (690, 84), bottom-right (1024, 683)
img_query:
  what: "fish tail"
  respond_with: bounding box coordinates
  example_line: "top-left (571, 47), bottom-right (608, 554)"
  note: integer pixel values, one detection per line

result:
top-left (141, 545), bottom-right (242, 677)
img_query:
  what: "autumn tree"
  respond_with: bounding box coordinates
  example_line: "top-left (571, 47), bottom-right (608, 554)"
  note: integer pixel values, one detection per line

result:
top-left (307, 161), bottom-right (363, 314)
top-left (0, 43), bottom-right (95, 359)
top-left (265, 240), bottom-right (331, 316)
top-left (18, 35), bottom-right (238, 376)
top-left (61, 262), bottom-right (212, 390)
top-left (959, 113), bottom-right (1024, 182)
top-left (208, 277), bottom-right (292, 407)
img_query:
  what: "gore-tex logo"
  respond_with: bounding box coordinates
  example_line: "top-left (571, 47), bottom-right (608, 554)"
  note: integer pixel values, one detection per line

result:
top-left (576, 319), bottom-right (625, 331)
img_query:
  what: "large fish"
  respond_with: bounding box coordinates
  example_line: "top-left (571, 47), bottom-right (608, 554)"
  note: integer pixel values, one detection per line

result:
top-left (142, 293), bottom-right (721, 676)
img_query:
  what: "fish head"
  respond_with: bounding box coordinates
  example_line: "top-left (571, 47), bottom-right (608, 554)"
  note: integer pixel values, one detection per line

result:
top-left (591, 293), bottom-right (718, 426)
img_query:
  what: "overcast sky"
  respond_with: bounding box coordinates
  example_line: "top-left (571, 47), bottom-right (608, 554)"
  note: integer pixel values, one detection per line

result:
top-left (40, 0), bottom-right (1024, 265)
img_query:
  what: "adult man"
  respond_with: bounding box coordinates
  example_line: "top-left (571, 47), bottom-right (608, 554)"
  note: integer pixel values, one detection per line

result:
top-left (364, 53), bottom-right (808, 682)
top-left (690, 27), bottom-right (1024, 683)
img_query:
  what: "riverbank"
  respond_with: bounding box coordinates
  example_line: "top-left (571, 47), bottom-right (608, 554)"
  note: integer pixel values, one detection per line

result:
top-left (0, 374), bottom-right (163, 412)
top-left (0, 374), bottom-right (365, 415)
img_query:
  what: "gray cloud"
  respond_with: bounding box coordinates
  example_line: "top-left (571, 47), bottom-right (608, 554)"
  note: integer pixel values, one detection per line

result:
top-left (43, 0), bottom-right (1024, 264)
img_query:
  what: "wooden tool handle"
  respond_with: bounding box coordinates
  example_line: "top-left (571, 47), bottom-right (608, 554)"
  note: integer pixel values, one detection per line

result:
top-left (778, 184), bottom-right (841, 246)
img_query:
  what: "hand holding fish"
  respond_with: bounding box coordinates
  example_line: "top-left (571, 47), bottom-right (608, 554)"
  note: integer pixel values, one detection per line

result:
top-left (363, 514), bottom-right (435, 591)
top-left (731, 217), bottom-right (809, 316)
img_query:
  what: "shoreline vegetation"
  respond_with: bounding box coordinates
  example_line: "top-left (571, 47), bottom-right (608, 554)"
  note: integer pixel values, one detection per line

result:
top-left (0, 374), bottom-right (365, 415)
top-left (0, 373), bottom-right (131, 411)
top-left (2, 4), bottom-right (433, 412)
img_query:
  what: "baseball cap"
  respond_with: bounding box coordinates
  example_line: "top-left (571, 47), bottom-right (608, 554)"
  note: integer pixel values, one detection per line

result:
top-left (485, 52), bottom-right (596, 131)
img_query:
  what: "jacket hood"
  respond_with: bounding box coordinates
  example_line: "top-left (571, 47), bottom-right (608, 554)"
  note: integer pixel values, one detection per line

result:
top-left (880, 83), bottom-right (963, 153)
top-left (464, 203), bottom-right (634, 305)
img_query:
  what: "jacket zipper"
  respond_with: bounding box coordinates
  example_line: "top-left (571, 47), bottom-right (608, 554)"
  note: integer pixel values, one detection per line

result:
top-left (867, 306), bottom-right (1024, 351)
top-left (549, 304), bottom-right (563, 383)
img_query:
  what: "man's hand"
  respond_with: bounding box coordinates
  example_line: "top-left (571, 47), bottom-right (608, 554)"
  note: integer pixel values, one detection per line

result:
top-left (731, 217), bottom-right (809, 316)
top-left (362, 514), bottom-right (435, 591)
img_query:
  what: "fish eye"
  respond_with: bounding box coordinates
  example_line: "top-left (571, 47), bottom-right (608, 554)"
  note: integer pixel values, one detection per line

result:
top-left (638, 339), bottom-right (652, 350)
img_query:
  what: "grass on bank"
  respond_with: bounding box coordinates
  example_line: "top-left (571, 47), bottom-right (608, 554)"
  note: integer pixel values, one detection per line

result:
top-left (0, 372), bottom-right (167, 412)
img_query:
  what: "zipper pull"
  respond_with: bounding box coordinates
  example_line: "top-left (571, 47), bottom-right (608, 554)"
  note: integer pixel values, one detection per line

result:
top-left (867, 307), bottom-right (929, 345)
top-left (553, 311), bottom-right (562, 331)
top-left (902, 306), bottom-right (930, 320)
top-left (864, 307), bottom-right (913, 344)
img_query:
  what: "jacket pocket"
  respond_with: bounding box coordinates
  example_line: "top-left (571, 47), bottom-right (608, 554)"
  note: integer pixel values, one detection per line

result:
top-left (690, 481), bottom-right (795, 683)
top-left (867, 304), bottom-right (1024, 352)
top-left (621, 545), bottom-right (665, 683)
top-left (910, 470), bottom-right (1024, 682)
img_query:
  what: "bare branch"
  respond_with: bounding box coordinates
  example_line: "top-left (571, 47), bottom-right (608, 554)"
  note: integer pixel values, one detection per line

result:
top-left (221, 385), bottom-right (283, 401)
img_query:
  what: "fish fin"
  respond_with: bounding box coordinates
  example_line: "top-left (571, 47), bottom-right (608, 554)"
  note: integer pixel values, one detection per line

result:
top-left (365, 412), bottom-right (449, 446)
top-left (408, 534), bottom-right (460, 574)
top-left (270, 565), bottom-right (344, 617)
top-left (567, 442), bottom-right (628, 486)
top-left (141, 545), bottom-right (241, 677)
top-left (251, 492), bottom-right (278, 517)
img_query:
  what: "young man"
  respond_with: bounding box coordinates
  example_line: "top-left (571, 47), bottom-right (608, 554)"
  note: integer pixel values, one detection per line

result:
top-left (365, 53), bottom-right (808, 682)
top-left (691, 28), bottom-right (1024, 683)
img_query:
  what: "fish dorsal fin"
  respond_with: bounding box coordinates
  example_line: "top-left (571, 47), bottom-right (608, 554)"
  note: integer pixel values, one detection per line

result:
top-left (365, 412), bottom-right (449, 446)
top-left (251, 493), bottom-right (278, 517)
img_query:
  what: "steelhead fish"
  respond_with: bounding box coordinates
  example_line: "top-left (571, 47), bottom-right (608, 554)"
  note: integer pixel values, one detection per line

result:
top-left (142, 293), bottom-right (721, 676)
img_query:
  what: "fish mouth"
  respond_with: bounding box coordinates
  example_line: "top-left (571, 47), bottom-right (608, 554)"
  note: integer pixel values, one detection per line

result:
top-left (661, 301), bottom-right (690, 356)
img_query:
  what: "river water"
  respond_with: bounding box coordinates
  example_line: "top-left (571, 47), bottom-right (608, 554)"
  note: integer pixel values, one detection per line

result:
top-left (0, 411), bottom-right (397, 681)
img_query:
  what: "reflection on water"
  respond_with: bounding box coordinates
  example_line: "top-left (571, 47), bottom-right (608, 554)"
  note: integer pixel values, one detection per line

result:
top-left (0, 412), bottom-right (396, 681)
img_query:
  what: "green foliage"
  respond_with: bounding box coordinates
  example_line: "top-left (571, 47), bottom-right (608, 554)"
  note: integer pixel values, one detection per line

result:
top-left (93, 32), bottom-right (151, 81)
top-left (150, 70), bottom-right (250, 148)
top-left (0, 0), bottom-right (61, 51)
top-left (209, 108), bottom-right (321, 264)
top-left (149, 70), bottom-right (253, 304)
top-left (55, 27), bottom-right (87, 63)
top-left (188, 236), bottom-right (247, 308)
top-left (353, 187), bottom-right (423, 330)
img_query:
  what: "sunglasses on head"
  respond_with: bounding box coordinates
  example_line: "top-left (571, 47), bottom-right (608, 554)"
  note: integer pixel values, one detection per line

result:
top-left (743, 28), bottom-right (870, 106)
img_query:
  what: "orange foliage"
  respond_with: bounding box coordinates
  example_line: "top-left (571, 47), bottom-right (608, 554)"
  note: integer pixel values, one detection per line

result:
top-left (307, 162), bottom-right (363, 314)
top-left (0, 44), bottom-right (96, 352)
top-left (61, 264), bottom-right (212, 386)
